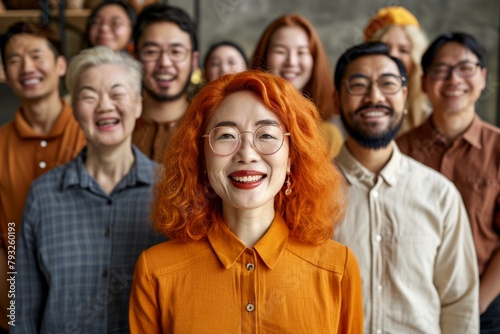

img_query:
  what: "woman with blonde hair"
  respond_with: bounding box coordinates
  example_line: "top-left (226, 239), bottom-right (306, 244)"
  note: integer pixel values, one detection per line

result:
top-left (129, 70), bottom-right (363, 333)
top-left (251, 13), bottom-right (343, 157)
top-left (365, 6), bottom-right (430, 135)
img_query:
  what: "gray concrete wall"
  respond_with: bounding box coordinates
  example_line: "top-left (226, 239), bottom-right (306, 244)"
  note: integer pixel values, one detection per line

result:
top-left (172, 0), bottom-right (500, 126)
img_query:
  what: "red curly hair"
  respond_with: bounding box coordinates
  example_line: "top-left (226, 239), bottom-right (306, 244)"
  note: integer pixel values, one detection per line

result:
top-left (152, 70), bottom-right (345, 244)
top-left (250, 13), bottom-right (336, 120)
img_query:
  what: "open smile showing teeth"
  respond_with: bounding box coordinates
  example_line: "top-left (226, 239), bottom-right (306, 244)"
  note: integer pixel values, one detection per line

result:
top-left (281, 72), bottom-right (298, 79)
top-left (96, 119), bottom-right (119, 126)
top-left (443, 91), bottom-right (464, 97)
top-left (22, 78), bottom-right (41, 86)
top-left (362, 111), bottom-right (386, 117)
top-left (156, 74), bottom-right (175, 81)
top-left (230, 175), bottom-right (264, 183)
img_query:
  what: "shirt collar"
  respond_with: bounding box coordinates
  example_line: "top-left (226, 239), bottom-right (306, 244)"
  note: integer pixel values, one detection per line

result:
top-left (460, 114), bottom-right (482, 150)
top-left (61, 145), bottom-right (155, 192)
top-left (14, 100), bottom-right (74, 139)
top-left (428, 114), bottom-right (482, 150)
top-left (208, 215), bottom-right (289, 270)
top-left (335, 142), bottom-right (401, 187)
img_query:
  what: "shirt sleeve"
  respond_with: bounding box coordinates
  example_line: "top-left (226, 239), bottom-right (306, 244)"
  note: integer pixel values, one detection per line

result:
top-left (338, 246), bottom-right (364, 334)
top-left (129, 251), bottom-right (162, 334)
top-left (434, 186), bottom-right (479, 334)
top-left (10, 188), bottom-right (47, 333)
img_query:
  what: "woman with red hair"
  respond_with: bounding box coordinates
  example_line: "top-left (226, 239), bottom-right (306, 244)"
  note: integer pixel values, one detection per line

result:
top-left (251, 13), bottom-right (343, 158)
top-left (129, 70), bottom-right (363, 333)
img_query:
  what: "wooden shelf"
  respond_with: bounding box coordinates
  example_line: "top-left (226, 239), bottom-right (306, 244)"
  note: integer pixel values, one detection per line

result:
top-left (0, 9), bottom-right (91, 34)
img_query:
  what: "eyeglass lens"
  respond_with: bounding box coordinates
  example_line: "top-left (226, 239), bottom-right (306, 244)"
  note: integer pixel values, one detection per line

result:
top-left (208, 125), bottom-right (286, 155)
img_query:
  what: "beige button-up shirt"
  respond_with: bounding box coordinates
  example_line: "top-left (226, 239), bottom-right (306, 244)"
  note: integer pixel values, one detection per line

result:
top-left (334, 142), bottom-right (479, 334)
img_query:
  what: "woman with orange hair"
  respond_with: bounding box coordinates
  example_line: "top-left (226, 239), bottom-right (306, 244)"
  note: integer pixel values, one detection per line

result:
top-left (251, 13), bottom-right (343, 158)
top-left (129, 70), bottom-right (363, 333)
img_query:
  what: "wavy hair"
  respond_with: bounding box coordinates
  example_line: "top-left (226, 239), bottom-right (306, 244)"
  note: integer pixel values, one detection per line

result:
top-left (370, 25), bottom-right (430, 134)
top-left (250, 14), bottom-right (335, 121)
top-left (152, 70), bottom-right (345, 244)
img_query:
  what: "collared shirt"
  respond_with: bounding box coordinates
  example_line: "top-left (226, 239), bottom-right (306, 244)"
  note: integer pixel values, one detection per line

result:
top-left (13, 146), bottom-right (166, 334)
top-left (129, 215), bottom-right (364, 334)
top-left (0, 101), bottom-right (85, 249)
top-left (132, 116), bottom-right (184, 163)
top-left (334, 143), bottom-right (479, 334)
top-left (396, 114), bottom-right (500, 275)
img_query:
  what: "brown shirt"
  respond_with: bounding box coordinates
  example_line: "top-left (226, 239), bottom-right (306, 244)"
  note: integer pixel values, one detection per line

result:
top-left (132, 116), bottom-right (184, 163)
top-left (396, 115), bottom-right (500, 275)
top-left (0, 101), bottom-right (85, 249)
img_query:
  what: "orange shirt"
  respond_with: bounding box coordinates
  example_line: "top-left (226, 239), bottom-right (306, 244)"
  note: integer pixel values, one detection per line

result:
top-left (0, 101), bottom-right (85, 249)
top-left (397, 114), bottom-right (500, 275)
top-left (129, 215), bottom-right (364, 334)
top-left (132, 116), bottom-right (184, 163)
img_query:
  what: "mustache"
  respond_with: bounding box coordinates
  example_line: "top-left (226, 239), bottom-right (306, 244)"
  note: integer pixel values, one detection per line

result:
top-left (354, 104), bottom-right (394, 115)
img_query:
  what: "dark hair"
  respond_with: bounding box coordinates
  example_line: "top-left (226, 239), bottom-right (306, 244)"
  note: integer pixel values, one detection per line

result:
top-left (421, 32), bottom-right (486, 75)
top-left (133, 3), bottom-right (198, 52)
top-left (203, 40), bottom-right (248, 70)
top-left (333, 42), bottom-right (407, 92)
top-left (85, 0), bottom-right (136, 49)
top-left (1, 21), bottom-right (62, 69)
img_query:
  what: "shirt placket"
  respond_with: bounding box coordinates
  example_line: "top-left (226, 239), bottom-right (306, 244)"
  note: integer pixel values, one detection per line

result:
top-left (240, 249), bottom-right (258, 333)
top-left (369, 180), bottom-right (384, 334)
top-left (34, 138), bottom-right (51, 177)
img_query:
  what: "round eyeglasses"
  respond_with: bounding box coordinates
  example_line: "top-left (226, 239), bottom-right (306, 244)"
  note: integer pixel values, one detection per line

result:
top-left (345, 74), bottom-right (405, 96)
top-left (202, 125), bottom-right (290, 156)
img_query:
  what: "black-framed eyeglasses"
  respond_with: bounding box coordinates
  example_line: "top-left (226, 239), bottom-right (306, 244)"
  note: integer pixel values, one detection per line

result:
top-left (344, 74), bottom-right (405, 96)
top-left (139, 45), bottom-right (191, 63)
top-left (428, 61), bottom-right (481, 80)
top-left (202, 125), bottom-right (290, 156)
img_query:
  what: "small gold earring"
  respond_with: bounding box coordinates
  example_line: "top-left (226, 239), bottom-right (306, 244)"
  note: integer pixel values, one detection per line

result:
top-left (285, 175), bottom-right (292, 196)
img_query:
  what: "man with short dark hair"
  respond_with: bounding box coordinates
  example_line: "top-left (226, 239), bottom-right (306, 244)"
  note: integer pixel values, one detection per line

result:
top-left (132, 4), bottom-right (199, 162)
top-left (333, 42), bottom-right (479, 333)
top-left (0, 22), bottom-right (85, 332)
top-left (397, 32), bottom-right (500, 333)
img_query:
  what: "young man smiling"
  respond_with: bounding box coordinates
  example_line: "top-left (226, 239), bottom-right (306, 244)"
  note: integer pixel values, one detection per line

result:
top-left (0, 22), bottom-right (85, 332)
top-left (332, 42), bottom-right (479, 333)
top-left (132, 4), bottom-right (199, 162)
top-left (397, 32), bottom-right (500, 333)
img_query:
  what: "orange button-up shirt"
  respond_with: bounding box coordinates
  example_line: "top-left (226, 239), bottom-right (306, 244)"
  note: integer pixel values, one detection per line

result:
top-left (397, 114), bottom-right (500, 275)
top-left (0, 101), bottom-right (85, 249)
top-left (129, 215), bottom-right (364, 333)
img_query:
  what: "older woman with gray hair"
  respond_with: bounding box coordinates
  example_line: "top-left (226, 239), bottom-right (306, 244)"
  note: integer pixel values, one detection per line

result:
top-left (13, 46), bottom-right (165, 334)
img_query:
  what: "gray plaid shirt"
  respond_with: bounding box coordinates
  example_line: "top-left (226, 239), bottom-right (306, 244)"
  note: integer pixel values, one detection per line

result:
top-left (13, 146), bottom-right (166, 334)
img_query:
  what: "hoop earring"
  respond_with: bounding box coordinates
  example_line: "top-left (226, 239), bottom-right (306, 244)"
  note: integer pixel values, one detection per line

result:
top-left (285, 174), bottom-right (292, 196)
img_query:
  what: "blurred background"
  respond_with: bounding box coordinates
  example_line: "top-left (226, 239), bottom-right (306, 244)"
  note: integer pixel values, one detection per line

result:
top-left (0, 0), bottom-right (498, 126)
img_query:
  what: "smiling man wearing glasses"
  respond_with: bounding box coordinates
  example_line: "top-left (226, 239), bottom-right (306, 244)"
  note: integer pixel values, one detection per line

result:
top-left (397, 32), bottom-right (500, 333)
top-left (132, 4), bottom-right (199, 162)
top-left (332, 42), bottom-right (479, 333)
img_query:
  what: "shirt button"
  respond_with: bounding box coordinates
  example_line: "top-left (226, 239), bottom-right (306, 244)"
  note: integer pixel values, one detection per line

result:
top-left (40, 140), bottom-right (47, 148)
top-left (39, 161), bottom-right (47, 169)
top-left (104, 228), bottom-right (110, 237)
top-left (372, 191), bottom-right (379, 198)
top-left (246, 263), bottom-right (255, 271)
top-left (102, 270), bottom-right (108, 278)
top-left (376, 330), bottom-right (382, 334)
top-left (246, 303), bottom-right (255, 312)
top-left (375, 234), bottom-right (382, 242)
top-left (377, 284), bottom-right (383, 291)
